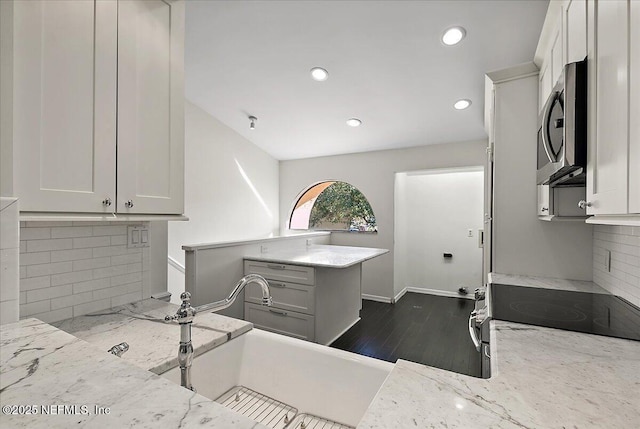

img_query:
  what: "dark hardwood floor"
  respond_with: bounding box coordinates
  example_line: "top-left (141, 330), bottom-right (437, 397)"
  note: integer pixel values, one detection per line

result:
top-left (330, 292), bottom-right (481, 377)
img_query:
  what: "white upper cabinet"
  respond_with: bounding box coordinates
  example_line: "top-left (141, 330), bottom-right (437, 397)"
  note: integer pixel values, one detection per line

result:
top-left (586, 0), bottom-right (632, 215)
top-left (12, 0), bottom-right (184, 216)
top-left (629, 0), bottom-right (640, 214)
top-left (565, 0), bottom-right (587, 63)
top-left (117, 0), bottom-right (184, 215)
top-left (14, 0), bottom-right (117, 212)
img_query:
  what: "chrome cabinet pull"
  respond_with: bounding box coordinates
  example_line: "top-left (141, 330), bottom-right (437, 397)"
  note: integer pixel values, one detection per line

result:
top-left (102, 197), bottom-right (112, 207)
top-left (269, 282), bottom-right (286, 288)
top-left (468, 311), bottom-right (481, 352)
top-left (125, 200), bottom-right (134, 208)
top-left (267, 264), bottom-right (286, 270)
top-left (577, 200), bottom-right (592, 209)
top-left (269, 309), bottom-right (288, 316)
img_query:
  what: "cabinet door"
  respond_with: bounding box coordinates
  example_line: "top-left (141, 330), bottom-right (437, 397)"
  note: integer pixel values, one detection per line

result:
top-left (566, 0), bottom-right (587, 63)
top-left (117, 0), bottom-right (185, 214)
top-left (550, 15), bottom-right (564, 85)
top-left (14, 0), bottom-right (117, 212)
top-left (586, 0), bottom-right (629, 214)
top-left (630, 0), bottom-right (640, 214)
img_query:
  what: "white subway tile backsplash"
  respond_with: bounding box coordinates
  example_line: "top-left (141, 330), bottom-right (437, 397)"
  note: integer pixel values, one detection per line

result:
top-left (72, 236), bottom-right (110, 249)
top-left (21, 276), bottom-right (51, 291)
top-left (51, 248), bottom-right (93, 262)
top-left (26, 238), bottom-right (73, 253)
top-left (72, 257), bottom-right (111, 272)
top-left (93, 225), bottom-right (127, 236)
top-left (19, 221), bottom-right (151, 323)
top-left (72, 278), bottom-right (111, 294)
top-left (20, 227), bottom-right (51, 240)
top-left (593, 225), bottom-right (640, 308)
top-left (26, 261), bottom-right (73, 278)
top-left (20, 251), bottom-right (51, 266)
top-left (51, 270), bottom-right (93, 287)
top-left (50, 226), bottom-right (93, 239)
top-left (26, 284), bottom-right (73, 303)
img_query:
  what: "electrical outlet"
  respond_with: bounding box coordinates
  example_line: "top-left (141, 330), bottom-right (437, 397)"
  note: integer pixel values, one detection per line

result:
top-left (306, 239), bottom-right (312, 247)
top-left (261, 245), bottom-right (269, 253)
top-left (467, 229), bottom-right (473, 238)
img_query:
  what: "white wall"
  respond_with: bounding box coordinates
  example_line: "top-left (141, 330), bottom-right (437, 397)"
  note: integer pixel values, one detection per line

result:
top-left (168, 101), bottom-right (280, 300)
top-left (395, 169), bottom-right (484, 298)
top-left (593, 225), bottom-right (640, 307)
top-left (491, 74), bottom-right (593, 280)
top-left (280, 140), bottom-right (488, 302)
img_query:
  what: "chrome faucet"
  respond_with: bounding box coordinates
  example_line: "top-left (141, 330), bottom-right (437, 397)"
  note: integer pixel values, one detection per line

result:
top-left (165, 274), bottom-right (273, 391)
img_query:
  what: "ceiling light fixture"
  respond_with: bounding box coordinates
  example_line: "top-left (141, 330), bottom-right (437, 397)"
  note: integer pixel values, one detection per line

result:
top-left (249, 115), bottom-right (257, 130)
top-left (346, 118), bottom-right (362, 127)
top-left (454, 99), bottom-right (472, 110)
top-left (310, 67), bottom-right (329, 81)
top-left (442, 26), bottom-right (466, 46)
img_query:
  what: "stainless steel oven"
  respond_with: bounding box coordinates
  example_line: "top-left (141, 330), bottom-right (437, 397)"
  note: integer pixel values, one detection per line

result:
top-left (469, 286), bottom-right (491, 379)
top-left (537, 59), bottom-right (587, 186)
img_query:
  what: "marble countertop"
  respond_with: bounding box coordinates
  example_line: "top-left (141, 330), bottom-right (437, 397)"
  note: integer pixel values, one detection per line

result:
top-left (0, 318), bottom-right (267, 429)
top-left (244, 244), bottom-right (389, 268)
top-left (52, 298), bottom-right (252, 375)
top-left (489, 272), bottom-right (609, 294)
top-left (358, 320), bottom-right (640, 428)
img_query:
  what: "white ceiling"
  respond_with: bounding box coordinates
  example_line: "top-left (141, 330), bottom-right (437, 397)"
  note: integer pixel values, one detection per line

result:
top-left (185, 0), bottom-right (548, 161)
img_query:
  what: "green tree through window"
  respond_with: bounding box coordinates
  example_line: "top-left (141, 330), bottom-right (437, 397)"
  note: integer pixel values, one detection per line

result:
top-left (290, 181), bottom-right (377, 232)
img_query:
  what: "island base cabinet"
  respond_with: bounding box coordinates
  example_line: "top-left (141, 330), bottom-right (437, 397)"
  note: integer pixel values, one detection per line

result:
top-left (245, 280), bottom-right (315, 315)
top-left (245, 303), bottom-right (315, 342)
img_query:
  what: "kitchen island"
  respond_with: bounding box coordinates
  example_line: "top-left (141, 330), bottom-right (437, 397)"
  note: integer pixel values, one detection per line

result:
top-left (2, 299), bottom-right (639, 428)
top-left (243, 245), bottom-right (388, 344)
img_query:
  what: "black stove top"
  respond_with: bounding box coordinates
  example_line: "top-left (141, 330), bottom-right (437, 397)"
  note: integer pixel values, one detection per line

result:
top-left (491, 283), bottom-right (640, 341)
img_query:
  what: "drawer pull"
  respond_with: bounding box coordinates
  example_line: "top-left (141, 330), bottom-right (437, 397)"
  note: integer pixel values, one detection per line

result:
top-left (269, 309), bottom-right (288, 316)
top-left (269, 282), bottom-right (286, 288)
top-left (267, 264), bottom-right (286, 270)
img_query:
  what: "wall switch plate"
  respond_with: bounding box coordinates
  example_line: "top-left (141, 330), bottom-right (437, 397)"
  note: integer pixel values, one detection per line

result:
top-left (604, 249), bottom-right (611, 272)
top-left (261, 245), bottom-right (269, 253)
top-left (128, 226), bottom-right (149, 248)
top-left (306, 239), bottom-right (312, 247)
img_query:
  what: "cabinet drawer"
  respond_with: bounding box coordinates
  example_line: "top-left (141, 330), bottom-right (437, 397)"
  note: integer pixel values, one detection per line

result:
top-left (244, 303), bottom-right (315, 342)
top-left (244, 260), bottom-right (315, 285)
top-left (245, 280), bottom-right (315, 315)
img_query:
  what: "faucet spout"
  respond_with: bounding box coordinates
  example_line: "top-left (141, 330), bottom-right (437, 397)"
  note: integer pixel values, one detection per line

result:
top-left (165, 274), bottom-right (272, 391)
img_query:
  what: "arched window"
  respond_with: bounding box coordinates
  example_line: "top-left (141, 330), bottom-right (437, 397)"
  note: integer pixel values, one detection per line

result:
top-left (290, 181), bottom-right (377, 232)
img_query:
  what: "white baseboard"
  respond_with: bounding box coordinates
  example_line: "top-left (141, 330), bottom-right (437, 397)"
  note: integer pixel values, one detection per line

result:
top-left (361, 293), bottom-right (393, 303)
top-left (405, 287), bottom-right (474, 300)
top-left (393, 287), bottom-right (408, 303)
top-left (324, 317), bottom-right (361, 346)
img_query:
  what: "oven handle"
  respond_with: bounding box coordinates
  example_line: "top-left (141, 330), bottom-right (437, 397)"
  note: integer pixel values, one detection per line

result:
top-left (541, 90), bottom-right (559, 163)
top-left (468, 310), bottom-right (481, 352)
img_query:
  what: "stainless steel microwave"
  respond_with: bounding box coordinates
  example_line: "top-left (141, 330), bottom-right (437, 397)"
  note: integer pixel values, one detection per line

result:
top-left (537, 60), bottom-right (587, 186)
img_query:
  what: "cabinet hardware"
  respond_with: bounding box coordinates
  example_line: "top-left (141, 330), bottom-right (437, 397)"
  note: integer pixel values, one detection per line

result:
top-left (125, 200), bottom-right (134, 208)
top-left (269, 309), bottom-right (288, 316)
top-left (267, 264), bottom-right (286, 270)
top-left (269, 282), bottom-right (286, 288)
top-left (577, 200), bottom-right (592, 209)
top-left (102, 198), bottom-right (112, 207)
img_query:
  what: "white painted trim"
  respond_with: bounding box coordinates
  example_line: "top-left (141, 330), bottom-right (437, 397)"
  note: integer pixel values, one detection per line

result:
top-left (167, 255), bottom-right (185, 274)
top-left (585, 216), bottom-right (640, 226)
top-left (405, 287), bottom-right (474, 300)
top-left (323, 317), bottom-right (361, 346)
top-left (361, 293), bottom-right (393, 303)
top-left (393, 287), bottom-right (408, 304)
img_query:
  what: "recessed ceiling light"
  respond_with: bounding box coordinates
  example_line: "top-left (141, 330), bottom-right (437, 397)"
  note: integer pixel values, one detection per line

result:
top-left (346, 118), bottom-right (362, 127)
top-left (454, 99), bottom-right (472, 110)
top-left (442, 26), bottom-right (466, 46)
top-left (310, 67), bottom-right (329, 81)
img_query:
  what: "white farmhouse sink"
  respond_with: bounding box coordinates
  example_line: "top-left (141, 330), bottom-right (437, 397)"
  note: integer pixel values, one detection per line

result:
top-left (161, 328), bottom-right (393, 427)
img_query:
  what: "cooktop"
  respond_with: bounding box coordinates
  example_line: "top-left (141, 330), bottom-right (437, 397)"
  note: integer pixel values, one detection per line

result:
top-left (491, 283), bottom-right (640, 342)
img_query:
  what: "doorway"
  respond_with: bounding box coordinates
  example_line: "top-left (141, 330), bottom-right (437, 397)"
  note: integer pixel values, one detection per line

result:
top-left (393, 167), bottom-right (485, 298)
